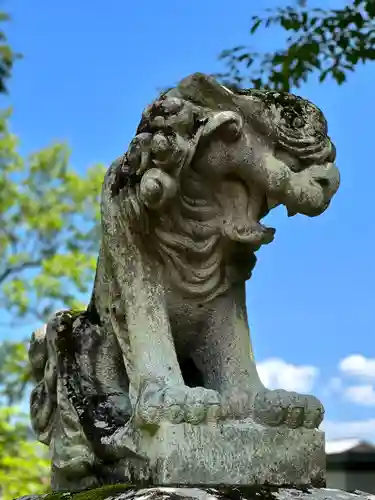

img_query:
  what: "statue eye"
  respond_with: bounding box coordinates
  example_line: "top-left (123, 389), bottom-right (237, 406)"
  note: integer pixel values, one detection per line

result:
top-left (292, 117), bottom-right (304, 128)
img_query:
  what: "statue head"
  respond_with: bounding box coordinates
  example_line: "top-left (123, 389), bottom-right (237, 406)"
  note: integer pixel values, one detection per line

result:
top-left (107, 73), bottom-right (340, 297)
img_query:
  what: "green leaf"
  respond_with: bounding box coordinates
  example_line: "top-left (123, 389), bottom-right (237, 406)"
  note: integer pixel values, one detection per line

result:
top-left (0, 109), bottom-right (104, 321)
top-left (218, 1), bottom-right (375, 92)
top-left (250, 18), bottom-right (262, 34)
top-left (0, 408), bottom-right (50, 500)
top-left (332, 68), bottom-right (346, 84)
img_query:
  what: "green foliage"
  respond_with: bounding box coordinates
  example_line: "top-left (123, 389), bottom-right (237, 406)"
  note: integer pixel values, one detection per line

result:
top-left (0, 407), bottom-right (50, 500)
top-left (0, 109), bottom-right (105, 322)
top-left (0, 11), bottom-right (21, 94)
top-left (0, 104), bottom-right (105, 410)
top-left (0, 10), bottom-right (53, 497)
top-left (0, 8), bottom-right (106, 497)
top-left (0, 340), bottom-right (29, 405)
top-left (0, 107), bottom-right (105, 493)
top-left (217, 0), bottom-right (375, 91)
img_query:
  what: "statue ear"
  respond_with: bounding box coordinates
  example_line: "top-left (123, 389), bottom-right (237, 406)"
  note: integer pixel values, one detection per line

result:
top-left (169, 72), bottom-right (238, 111)
top-left (199, 110), bottom-right (243, 143)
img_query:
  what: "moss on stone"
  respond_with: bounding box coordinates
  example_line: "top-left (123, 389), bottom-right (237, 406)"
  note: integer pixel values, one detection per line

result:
top-left (44, 483), bottom-right (133, 500)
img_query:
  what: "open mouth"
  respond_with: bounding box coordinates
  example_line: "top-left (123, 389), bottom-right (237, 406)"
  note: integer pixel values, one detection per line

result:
top-left (220, 178), bottom-right (277, 249)
top-left (190, 116), bottom-right (338, 247)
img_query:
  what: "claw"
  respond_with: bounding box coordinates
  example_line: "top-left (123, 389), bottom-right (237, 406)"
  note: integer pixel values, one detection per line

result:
top-left (136, 382), bottom-right (222, 426)
top-left (253, 389), bottom-right (324, 430)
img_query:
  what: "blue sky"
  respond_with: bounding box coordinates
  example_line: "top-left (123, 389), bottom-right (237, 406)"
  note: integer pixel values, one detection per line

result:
top-left (1, 0), bottom-right (374, 442)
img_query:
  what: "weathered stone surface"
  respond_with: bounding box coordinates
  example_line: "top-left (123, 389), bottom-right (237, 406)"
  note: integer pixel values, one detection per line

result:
top-left (28, 73), bottom-right (340, 490)
top-left (135, 421), bottom-right (324, 486)
top-left (15, 486), bottom-right (375, 500)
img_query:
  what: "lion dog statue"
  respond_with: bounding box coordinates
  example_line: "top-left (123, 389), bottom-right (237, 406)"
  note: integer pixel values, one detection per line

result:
top-left (28, 73), bottom-right (340, 490)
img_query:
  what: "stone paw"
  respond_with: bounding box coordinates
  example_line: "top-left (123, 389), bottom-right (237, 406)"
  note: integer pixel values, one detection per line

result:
top-left (136, 380), bottom-right (222, 426)
top-left (253, 389), bottom-right (324, 429)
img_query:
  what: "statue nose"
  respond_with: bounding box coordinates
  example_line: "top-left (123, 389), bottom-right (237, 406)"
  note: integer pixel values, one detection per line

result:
top-left (314, 177), bottom-right (330, 189)
top-left (313, 163), bottom-right (340, 198)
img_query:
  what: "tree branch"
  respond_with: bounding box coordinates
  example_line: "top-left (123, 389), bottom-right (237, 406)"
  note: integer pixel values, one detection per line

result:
top-left (0, 260), bottom-right (42, 284)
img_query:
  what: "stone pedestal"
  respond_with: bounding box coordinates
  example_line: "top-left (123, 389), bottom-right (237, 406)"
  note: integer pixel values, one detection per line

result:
top-left (135, 420), bottom-right (325, 486)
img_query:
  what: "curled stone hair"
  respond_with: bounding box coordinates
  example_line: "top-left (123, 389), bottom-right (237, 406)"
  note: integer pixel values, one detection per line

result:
top-left (107, 82), bottom-right (245, 230)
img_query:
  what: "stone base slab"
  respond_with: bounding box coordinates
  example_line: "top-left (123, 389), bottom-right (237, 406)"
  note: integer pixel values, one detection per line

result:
top-left (16, 486), bottom-right (375, 500)
top-left (136, 420), bottom-right (325, 486)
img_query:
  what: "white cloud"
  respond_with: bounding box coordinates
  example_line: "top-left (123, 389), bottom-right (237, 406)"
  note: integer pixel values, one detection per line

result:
top-left (344, 384), bottom-right (375, 406)
top-left (257, 358), bottom-right (318, 393)
top-left (328, 377), bottom-right (343, 392)
top-left (323, 418), bottom-right (375, 442)
top-left (322, 376), bottom-right (343, 397)
top-left (339, 354), bottom-right (375, 380)
top-left (337, 355), bottom-right (375, 406)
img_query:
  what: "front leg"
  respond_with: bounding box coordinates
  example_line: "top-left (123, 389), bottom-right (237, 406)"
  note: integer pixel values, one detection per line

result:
top-left (105, 233), bottom-right (221, 427)
top-left (110, 246), bottom-right (184, 390)
top-left (193, 283), bottom-right (324, 429)
top-left (192, 283), bottom-right (263, 408)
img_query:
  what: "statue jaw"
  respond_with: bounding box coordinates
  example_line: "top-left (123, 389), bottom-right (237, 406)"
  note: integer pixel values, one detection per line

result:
top-left (188, 152), bottom-right (339, 253)
top-left (242, 155), bottom-right (339, 221)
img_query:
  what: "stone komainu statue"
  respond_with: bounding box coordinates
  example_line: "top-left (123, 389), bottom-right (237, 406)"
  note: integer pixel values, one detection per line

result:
top-left (28, 73), bottom-right (340, 491)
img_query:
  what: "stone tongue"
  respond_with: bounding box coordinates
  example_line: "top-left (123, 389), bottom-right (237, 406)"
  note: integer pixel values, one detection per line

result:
top-left (218, 180), bottom-right (275, 245)
top-left (223, 219), bottom-right (275, 246)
